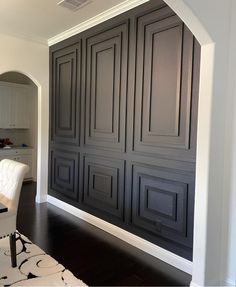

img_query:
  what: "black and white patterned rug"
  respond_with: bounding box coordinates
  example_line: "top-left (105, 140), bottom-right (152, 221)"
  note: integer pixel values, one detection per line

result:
top-left (0, 232), bottom-right (87, 286)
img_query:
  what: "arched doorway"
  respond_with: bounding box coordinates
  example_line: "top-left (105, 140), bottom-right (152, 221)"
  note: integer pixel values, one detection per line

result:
top-left (0, 70), bottom-right (44, 205)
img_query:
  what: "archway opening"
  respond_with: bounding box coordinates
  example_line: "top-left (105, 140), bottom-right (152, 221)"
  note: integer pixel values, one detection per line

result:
top-left (0, 71), bottom-right (40, 201)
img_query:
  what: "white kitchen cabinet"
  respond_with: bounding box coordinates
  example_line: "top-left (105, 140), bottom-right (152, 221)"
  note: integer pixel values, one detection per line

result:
top-left (12, 87), bottom-right (30, 128)
top-left (0, 82), bottom-right (30, 129)
top-left (11, 155), bottom-right (32, 179)
top-left (0, 148), bottom-right (33, 180)
top-left (0, 85), bottom-right (12, 128)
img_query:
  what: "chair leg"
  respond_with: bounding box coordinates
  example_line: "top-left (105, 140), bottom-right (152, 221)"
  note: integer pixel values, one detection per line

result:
top-left (9, 233), bottom-right (17, 268)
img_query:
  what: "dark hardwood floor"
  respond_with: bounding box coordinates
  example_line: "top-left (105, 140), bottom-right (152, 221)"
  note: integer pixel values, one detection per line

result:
top-left (17, 182), bottom-right (191, 286)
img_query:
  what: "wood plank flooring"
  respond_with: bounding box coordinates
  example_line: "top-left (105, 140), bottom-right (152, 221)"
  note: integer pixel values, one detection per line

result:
top-left (17, 182), bottom-right (191, 286)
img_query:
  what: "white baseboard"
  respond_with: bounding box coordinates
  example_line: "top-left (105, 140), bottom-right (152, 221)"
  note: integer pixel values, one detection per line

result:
top-left (190, 281), bottom-right (201, 287)
top-left (47, 195), bottom-right (193, 275)
top-left (223, 278), bottom-right (235, 286)
top-left (190, 277), bottom-right (235, 287)
top-left (36, 194), bottom-right (47, 203)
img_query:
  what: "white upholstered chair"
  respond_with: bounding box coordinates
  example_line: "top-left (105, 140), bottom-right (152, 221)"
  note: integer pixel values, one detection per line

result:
top-left (0, 159), bottom-right (29, 267)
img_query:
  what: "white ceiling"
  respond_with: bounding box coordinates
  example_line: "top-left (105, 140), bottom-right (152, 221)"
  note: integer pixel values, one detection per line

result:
top-left (0, 0), bottom-right (128, 44)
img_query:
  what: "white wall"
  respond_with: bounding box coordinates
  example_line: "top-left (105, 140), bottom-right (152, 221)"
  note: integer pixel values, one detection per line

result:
top-left (29, 84), bottom-right (38, 180)
top-left (222, 0), bottom-right (236, 284)
top-left (0, 33), bottom-right (49, 202)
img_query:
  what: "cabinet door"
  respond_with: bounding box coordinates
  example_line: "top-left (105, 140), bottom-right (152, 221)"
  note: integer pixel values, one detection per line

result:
top-left (12, 87), bottom-right (30, 129)
top-left (0, 86), bottom-right (12, 128)
top-left (0, 155), bottom-right (15, 161)
top-left (16, 155), bottom-right (32, 179)
top-left (0, 84), bottom-right (30, 129)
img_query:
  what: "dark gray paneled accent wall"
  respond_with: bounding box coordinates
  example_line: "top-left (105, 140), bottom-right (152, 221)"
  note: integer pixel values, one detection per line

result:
top-left (49, 0), bottom-right (200, 260)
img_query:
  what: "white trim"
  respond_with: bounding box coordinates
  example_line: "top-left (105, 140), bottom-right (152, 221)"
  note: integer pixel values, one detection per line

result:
top-left (190, 281), bottom-right (201, 287)
top-left (47, 194), bottom-right (192, 275)
top-left (48, 0), bottom-right (150, 46)
top-left (191, 278), bottom-right (236, 287)
top-left (36, 194), bottom-right (47, 203)
top-left (223, 278), bottom-right (236, 287)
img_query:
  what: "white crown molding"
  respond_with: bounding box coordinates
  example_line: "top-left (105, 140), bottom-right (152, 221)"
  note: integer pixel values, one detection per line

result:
top-left (47, 194), bottom-right (193, 275)
top-left (48, 0), bottom-right (150, 46)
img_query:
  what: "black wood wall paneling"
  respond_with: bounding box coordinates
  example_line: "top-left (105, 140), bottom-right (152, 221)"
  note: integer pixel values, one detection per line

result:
top-left (49, 0), bottom-right (200, 260)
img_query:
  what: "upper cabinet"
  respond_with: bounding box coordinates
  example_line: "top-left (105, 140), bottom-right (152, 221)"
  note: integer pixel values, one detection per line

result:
top-left (0, 82), bottom-right (31, 129)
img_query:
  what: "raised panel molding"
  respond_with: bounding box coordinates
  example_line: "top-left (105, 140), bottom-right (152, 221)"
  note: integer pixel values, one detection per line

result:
top-left (51, 41), bottom-right (81, 145)
top-left (83, 155), bottom-right (125, 220)
top-left (131, 163), bottom-right (194, 249)
top-left (49, 0), bottom-right (200, 262)
top-left (134, 9), bottom-right (194, 155)
top-left (145, 24), bottom-right (182, 137)
top-left (50, 149), bottom-right (79, 201)
top-left (85, 22), bottom-right (128, 151)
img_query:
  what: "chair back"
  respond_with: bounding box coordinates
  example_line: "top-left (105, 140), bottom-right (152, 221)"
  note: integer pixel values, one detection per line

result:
top-left (0, 159), bottom-right (29, 212)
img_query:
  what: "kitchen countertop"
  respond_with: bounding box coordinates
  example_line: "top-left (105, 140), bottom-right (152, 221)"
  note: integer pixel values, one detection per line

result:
top-left (0, 146), bottom-right (33, 150)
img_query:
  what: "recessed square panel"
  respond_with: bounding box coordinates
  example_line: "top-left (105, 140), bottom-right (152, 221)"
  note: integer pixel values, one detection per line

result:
top-left (88, 165), bottom-right (116, 206)
top-left (50, 149), bottom-right (79, 201)
top-left (83, 155), bottom-right (125, 220)
top-left (92, 173), bottom-right (112, 195)
top-left (131, 163), bottom-right (194, 248)
top-left (146, 187), bottom-right (177, 218)
top-left (57, 163), bottom-right (71, 184)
